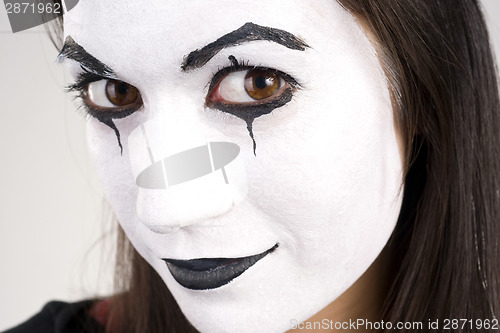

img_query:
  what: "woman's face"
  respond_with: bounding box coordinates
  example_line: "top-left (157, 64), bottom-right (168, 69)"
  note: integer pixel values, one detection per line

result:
top-left (63, 0), bottom-right (403, 332)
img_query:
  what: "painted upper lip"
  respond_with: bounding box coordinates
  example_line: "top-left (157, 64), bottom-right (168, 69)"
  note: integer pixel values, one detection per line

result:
top-left (163, 243), bottom-right (279, 290)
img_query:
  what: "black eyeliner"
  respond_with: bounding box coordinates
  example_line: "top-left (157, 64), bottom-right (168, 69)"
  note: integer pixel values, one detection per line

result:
top-left (206, 55), bottom-right (298, 155)
top-left (208, 88), bottom-right (294, 155)
top-left (207, 56), bottom-right (299, 96)
top-left (60, 36), bottom-right (129, 154)
top-left (66, 71), bottom-right (105, 93)
top-left (66, 72), bottom-right (142, 154)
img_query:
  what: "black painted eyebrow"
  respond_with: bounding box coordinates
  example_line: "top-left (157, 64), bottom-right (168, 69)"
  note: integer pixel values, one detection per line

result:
top-left (57, 36), bottom-right (116, 77)
top-left (181, 22), bottom-right (309, 71)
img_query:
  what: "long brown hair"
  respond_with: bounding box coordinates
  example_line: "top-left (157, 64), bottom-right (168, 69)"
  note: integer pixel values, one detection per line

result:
top-left (337, 1), bottom-right (500, 330)
top-left (47, 1), bottom-right (500, 332)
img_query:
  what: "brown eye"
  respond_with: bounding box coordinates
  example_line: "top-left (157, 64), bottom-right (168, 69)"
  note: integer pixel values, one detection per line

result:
top-left (244, 69), bottom-right (280, 100)
top-left (206, 67), bottom-right (293, 105)
top-left (106, 80), bottom-right (139, 106)
top-left (86, 79), bottom-right (142, 110)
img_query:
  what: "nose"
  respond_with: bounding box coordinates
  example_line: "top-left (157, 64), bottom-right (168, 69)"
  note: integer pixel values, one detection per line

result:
top-left (128, 118), bottom-right (247, 233)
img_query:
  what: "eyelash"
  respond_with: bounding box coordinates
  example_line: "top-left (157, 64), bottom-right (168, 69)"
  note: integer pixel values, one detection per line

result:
top-left (68, 57), bottom-right (299, 119)
top-left (207, 56), bottom-right (299, 95)
top-left (67, 57), bottom-right (300, 155)
top-left (67, 70), bottom-right (140, 121)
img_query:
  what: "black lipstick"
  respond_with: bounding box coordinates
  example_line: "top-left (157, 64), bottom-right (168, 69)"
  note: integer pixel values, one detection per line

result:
top-left (163, 243), bottom-right (278, 290)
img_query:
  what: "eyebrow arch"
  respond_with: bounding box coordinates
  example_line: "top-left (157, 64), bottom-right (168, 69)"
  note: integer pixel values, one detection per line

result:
top-left (181, 22), bottom-right (309, 71)
top-left (57, 36), bottom-right (116, 78)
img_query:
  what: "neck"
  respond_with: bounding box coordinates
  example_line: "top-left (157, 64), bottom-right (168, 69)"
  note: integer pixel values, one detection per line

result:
top-left (287, 248), bottom-right (391, 332)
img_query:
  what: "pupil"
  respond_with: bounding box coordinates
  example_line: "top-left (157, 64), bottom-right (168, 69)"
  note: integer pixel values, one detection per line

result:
top-left (117, 83), bottom-right (128, 95)
top-left (255, 76), bottom-right (268, 90)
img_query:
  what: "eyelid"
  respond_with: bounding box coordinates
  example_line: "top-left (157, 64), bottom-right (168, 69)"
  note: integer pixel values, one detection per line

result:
top-left (67, 70), bottom-right (110, 93)
top-left (205, 62), bottom-right (300, 117)
top-left (207, 63), bottom-right (300, 96)
top-left (66, 73), bottom-right (143, 120)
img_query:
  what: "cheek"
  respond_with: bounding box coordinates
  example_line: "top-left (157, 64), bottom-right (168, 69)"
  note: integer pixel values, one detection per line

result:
top-left (86, 118), bottom-right (138, 226)
top-left (244, 59), bottom-right (403, 271)
top-left (248, 127), bottom-right (402, 263)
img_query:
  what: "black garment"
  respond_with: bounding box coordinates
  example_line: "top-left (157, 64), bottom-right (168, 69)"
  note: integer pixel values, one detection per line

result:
top-left (2, 300), bottom-right (105, 333)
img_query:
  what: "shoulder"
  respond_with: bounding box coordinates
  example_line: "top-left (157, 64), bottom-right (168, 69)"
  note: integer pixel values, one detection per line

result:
top-left (3, 300), bottom-right (105, 333)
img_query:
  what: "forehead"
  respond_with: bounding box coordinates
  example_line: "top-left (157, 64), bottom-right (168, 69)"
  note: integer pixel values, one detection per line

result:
top-left (64, 0), bottom-right (359, 70)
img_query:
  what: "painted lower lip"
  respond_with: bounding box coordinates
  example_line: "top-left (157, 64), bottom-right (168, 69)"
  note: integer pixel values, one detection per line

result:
top-left (163, 243), bottom-right (279, 290)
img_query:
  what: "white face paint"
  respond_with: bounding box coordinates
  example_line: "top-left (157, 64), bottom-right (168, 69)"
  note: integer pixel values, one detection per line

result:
top-left (63, 1), bottom-right (404, 332)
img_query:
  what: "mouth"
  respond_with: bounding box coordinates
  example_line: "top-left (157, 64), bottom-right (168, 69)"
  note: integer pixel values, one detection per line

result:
top-left (163, 243), bottom-right (279, 290)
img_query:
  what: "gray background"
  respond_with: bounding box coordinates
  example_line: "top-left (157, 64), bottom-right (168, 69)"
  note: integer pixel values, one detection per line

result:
top-left (1, 1), bottom-right (499, 330)
top-left (0, 6), bottom-right (112, 331)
